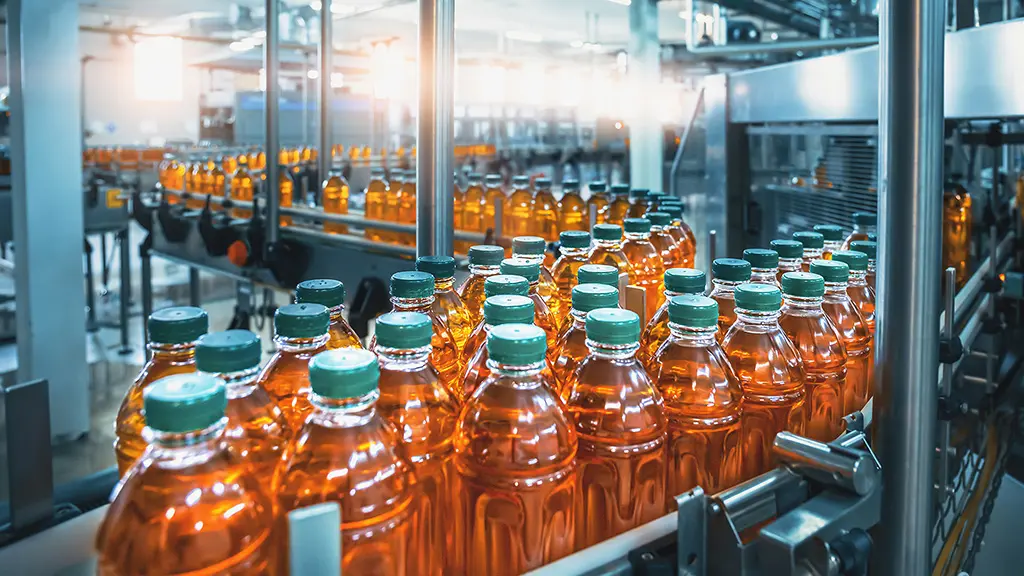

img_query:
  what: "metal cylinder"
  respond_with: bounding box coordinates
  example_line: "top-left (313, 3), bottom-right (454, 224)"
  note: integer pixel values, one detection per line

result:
top-left (318, 2), bottom-right (332, 184)
top-left (716, 467), bottom-right (803, 531)
top-left (416, 0), bottom-right (456, 257)
top-left (264, 0), bottom-right (281, 247)
top-left (773, 432), bottom-right (878, 496)
top-left (874, 0), bottom-right (945, 574)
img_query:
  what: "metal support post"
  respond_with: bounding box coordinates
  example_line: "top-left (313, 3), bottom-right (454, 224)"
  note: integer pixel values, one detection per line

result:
top-left (416, 0), bottom-right (456, 257)
top-left (189, 267), bottom-right (201, 307)
top-left (3, 378), bottom-right (54, 531)
top-left (627, 0), bottom-right (662, 191)
top-left (318, 2), bottom-right (333, 184)
top-left (84, 238), bottom-right (96, 332)
top-left (264, 0), bottom-right (282, 250)
top-left (938, 267), bottom-right (956, 501)
top-left (118, 227), bottom-right (131, 354)
top-left (874, 0), bottom-right (945, 574)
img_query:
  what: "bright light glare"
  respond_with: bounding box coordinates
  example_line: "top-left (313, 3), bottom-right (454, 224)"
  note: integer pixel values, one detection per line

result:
top-left (370, 43), bottom-right (403, 99)
top-left (229, 41), bottom-right (251, 52)
top-left (307, 69), bottom-right (319, 79)
top-left (309, 1), bottom-right (322, 10)
top-left (330, 72), bottom-right (345, 88)
top-left (606, 0), bottom-right (631, 5)
top-left (505, 30), bottom-right (543, 43)
top-left (134, 37), bottom-right (183, 102)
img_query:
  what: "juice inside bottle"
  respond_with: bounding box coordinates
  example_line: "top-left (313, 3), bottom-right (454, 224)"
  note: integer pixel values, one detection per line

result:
top-left (647, 191), bottom-right (666, 211)
top-left (622, 217), bottom-right (666, 323)
top-left (564, 308), bottom-right (666, 546)
top-left (648, 295), bottom-right (744, 497)
top-left (813, 258), bottom-right (872, 415)
top-left (457, 245), bottom-right (505, 326)
top-left (186, 156), bottom-right (207, 209)
top-left (841, 212), bottom-right (876, 250)
top-left (531, 177), bottom-right (560, 243)
top-left (463, 274), bottom-right (531, 367)
top-left (230, 157), bottom-right (254, 219)
top-left (499, 259), bottom-right (559, 353)
top-left (221, 153), bottom-right (237, 177)
top-left (365, 167), bottom-right (389, 241)
top-left (744, 248), bottom-right (781, 287)
top-left (779, 272), bottom-right (847, 442)
top-left (416, 255), bottom-right (474, 352)
top-left (512, 236), bottom-right (558, 306)
top-left (196, 330), bottom-right (288, 480)
top-left (550, 231), bottom-right (592, 329)
top-left (647, 212), bottom-right (683, 276)
top-left (605, 184), bottom-right (631, 226)
top-left (277, 164), bottom-right (294, 227)
top-left (771, 239), bottom-right (804, 284)
top-left (459, 294), bottom-right (539, 402)
top-left (660, 204), bottom-right (695, 268)
top-left (114, 307), bottom-right (208, 476)
top-left (552, 283), bottom-right (619, 395)
top-left (454, 173), bottom-right (466, 248)
top-left (589, 224), bottom-right (635, 289)
top-left (274, 349), bottom-right (415, 575)
top-left (296, 279), bottom-right (362, 350)
top-left (203, 157), bottom-right (226, 210)
top-left (722, 284), bottom-right (806, 479)
top-left (482, 173), bottom-right (507, 233)
top-left (850, 240), bottom-right (878, 292)
top-left (813, 224), bottom-right (843, 259)
top-left (170, 156), bottom-right (186, 192)
top-left (709, 258), bottom-right (751, 343)
top-left (257, 303), bottom-right (330, 433)
top-left (385, 170), bottom-right (405, 243)
top-left (639, 268), bottom-right (705, 368)
top-left (943, 177), bottom-right (973, 288)
top-left (374, 312), bottom-right (458, 575)
top-left (557, 178), bottom-right (587, 232)
top-left (460, 173), bottom-right (486, 254)
top-left (452, 323), bottom-right (577, 574)
top-left (505, 175), bottom-right (534, 238)
top-left (627, 188), bottom-right (649, 218)
top-left (793, 231), bottom-right (825, 272)
top-left (322, 169), bottom-right (350, 235)
top-left (97, 374), bottom-right (275, 575)
top-left (398, 170), bottom-right (418, 246)
top-left (586, 181), bottom-right (610, 227)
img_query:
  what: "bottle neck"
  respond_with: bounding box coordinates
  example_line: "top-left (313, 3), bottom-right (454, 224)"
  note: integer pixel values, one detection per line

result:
top-left (561, 247), bottom-right (589, 259)
top-left (802, 248), bottom-right (823, 261)
top-left (667, 323), bottom-right (718, 346)
top-left (515, 254), bottom-right (545, 267)
top-left (486, 359), bottom-right (547, 379)
top-left (624, 232), bottom-right (651, 242)
top-left (848, 270), bottom-right (868, 286)
top-left (650, 225), bottom-right (665, 233)
top-left (734, 307), bottom-right (781, 327)
top-left (392, 295), bottom-right (435, 311)
top-left (146, 419), bottom-right (228, 466)
top-left (824, 240), bottom-right (841, 251)
top-left (594, 238), bottom-right (623, 250)
top-left (274, 333), bottom-right (330, 352)
top-left (824, 281), bottom-right (850, 299)
top-left (854, 224), bottom-right (877, 235)
top-left (434, 276), bottom-right (455, 292)
top-left (148, 341), bottom-right (197, 362)
top-left (328, 304), bottom-right (346, 321)
top-left (712, 278), bottom-right (742, 293)
top-left (782, 294), bottom-right (824, 312)
top-left (778, 257), bottom-right (803, 272)
top-left (469, 264), bottom-right (500, 277)
top-left (585, 340), bottom-right (640, 360)
top-left (867, 259), bottom-right (876, 274)
top-left (202, 366), bottom-right (260, 399)
top-left (750, 268), bottom-right (778, 282)
top-left (376, 344), bottom-right (432, 370)
top-left (309, 390), bottom-right (379, 428)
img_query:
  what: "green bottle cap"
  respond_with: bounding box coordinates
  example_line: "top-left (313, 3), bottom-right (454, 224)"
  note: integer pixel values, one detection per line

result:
top-left (500, 258), bottom-right (540, 283)
top-left (468, 244), bottom-right (505, 266)
top-left (415, 255), bottom-right (456, 279)
top-left (629, 188), bottom-right (649, 200)
top-left (668, 295), bottom-right (719, 328)
top-left (646, 211), bottom-right (670, 226)
top-left (648, 191), bottom-right (666, 200)
top-left (586, 308), bottom-right (640, 345)
top-left (713, 258), bottom-right (752, 282)
top-left (487, 323), bottom-right (547, 365)
top-left (781, 272), bottom-right (826, 298)
top-left (734, 283), bottom-right (782, 312)
top-left (813, 224), bottom-right (844, 242)
top-left (512, 175), bottom-right (529, 187)
top-left (485, 174), bottom-right (502, 184)
top-left (770, 239), bottom-right (804, 259)
top-left (275, 303), bottom-right (329, 338)
top-left (535, 177), bottom-right (552, 190)
top-left (468, 172), bottom-right (483, 182)
top-left (793, 231), bottom-right (825, 249)
top-left (661, 205), bottom-right (682, 219)
top-left (623, 217), bottom-right (651, 234)
top-left (562, 179), bottom-right (580, 192)
top-left (195, 330), bottom-right (261, 373)
top-left (143, 373), bottom-right (226, 433)
top-left (589, 181), bottom-right (607, 193)
top-left (296, 279), bottom-right (346, 308)
top-left (148, 306), bottom-right (209, 345)
top-left (743, 248), bottom-right (779, 270)
top-left (809, 259), bottom-right (849, 283)
top-left (577, 264), bottom-right (619, 288)
top-left (592, 223), bottom-right (623, 241)
top-left (853, 212), bottom-right (876, 227)
top-left (483, 295), bottom-right (534, 325)
top-left (610, 184), bottom-right (630, 196)
top-left (390, 270), bottom-right (435, 299)
top-left (849, 240), bottom-right (877, 259)
top-left (484, 274), bottom-right (529, 297)
top-left (308, 348), bottom-right (380, 399)
top-left (512, 236), bottom-right (546, 256)
top-left (665, 268), bottom-right (706, 294)
top-left (559, 231), bottom-right (591, 249)
top-left (659, 196), bottom-right (682, 205)
top-left (374, 311), bottom-right (432, 348)
top-left (832, 250), bottom-right (868, 271)
top-left (370, 167), bottom-right (385, 177)
top-left (572, 283), bottom-right (619, 313)
top-left (867, 232), bottom-right (878, 242)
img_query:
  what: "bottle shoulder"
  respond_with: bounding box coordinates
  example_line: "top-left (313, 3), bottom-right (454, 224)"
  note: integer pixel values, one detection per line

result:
top-left (567, 357), bottom-right (666, 442)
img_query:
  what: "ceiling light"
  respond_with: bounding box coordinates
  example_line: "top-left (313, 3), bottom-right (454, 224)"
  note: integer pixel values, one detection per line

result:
top-left (307, 69), bottom-right (319, 79)
top-left (570, 40), bottom-right (584, 48)
top-left (505, 30), bottom-right (543, 43)
top-left (606, 0), bottom-right (631, 5)
top-left (229, 41), bottom-right (251, 52)
top-left (309, 1), bottom-right (322, 10)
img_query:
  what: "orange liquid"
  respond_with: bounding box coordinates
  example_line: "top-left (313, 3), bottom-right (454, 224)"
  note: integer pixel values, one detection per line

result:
top-left (322, 173), bottom-right (350, 235)
top-left (456, 266), bottom-right (499, 327)
top-left (779, 302), bottom-right (847, 442)
top-left (550, 248), bottom-right (590, 329)
top-left (589, 241), bottom-right (635, 285)
top-left (588, 193), bottom-right (610, 227)
top-left (187, 162), bottom-right (207, 209)
top-left (638, 290), bottom-right (700, 369)
top-left (529, 289), bottom-right (560, 356)
top-left (230, 167), bottom-right (254, 220)
top-left (709, 283), bottom-right (739, 343)
top-left (433, 279), bottom-right (474, 353)
top-left (532, 188), bottom-right (560, 242)
top-left (505, 186), bottom-right (534, 237)
top-left (398, 180), bottom-right (417, 246)
top-left (459, 326), bottom-right (560, 402)
top-left (606, 197), bottom-right (630, 226)
top-left (822, 288), bottom-right (872, 415)
top-left (840, 231), bottom-right (871, 251)
top-left (460, 182), bottom-right (485, 254)
top-left (623, 236), bottom-right (666, 323)
top-left (650, 228), bottom-right (682, 273)
top-left (278, 173), bottom-right (293, 227)
top-left (385, 177), bottom-right (403, 244)
top-left (558, 190), bottom-right (587, 232)
top-left (327, 309), bottom-right (363, 350)
top-left (202, 166), bottom-right (226, 210)
top-left (551, 316), bottom-right (590, 396)
top-left (223, 375), bottom-right (290, 481)
top-left (565, 348), bottom-right (667, 548)
top-left (378, 300), bottom-right (462, 400)
top-left (365, 175), bottom-right (389, 242)
top-left (627, 200), bottom-right (648, 219)
top-left (257, 337), bottom-right (329, 433)
top-left (483, 183), bottom-right (507, 233)
top-left (943, 184), bottom-right (972, 288)
top-left (666, 224), bottom-right (695, 268)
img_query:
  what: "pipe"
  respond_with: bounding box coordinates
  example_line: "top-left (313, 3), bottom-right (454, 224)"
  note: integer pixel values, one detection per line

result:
top-left (318, 3), bottom-right (332, 184)
top-left (874, 0), bottom-right (944, 575)
top-left (712, 0), bottom-right (821, 36)
top-left (416, 0), bottom-right (456, 257)
top-left (669, 87), bottom-right (704, 198)
top-left (265, 0), bottom-right (281, 249)
top-left (684, 35), bottom-right (878, 57)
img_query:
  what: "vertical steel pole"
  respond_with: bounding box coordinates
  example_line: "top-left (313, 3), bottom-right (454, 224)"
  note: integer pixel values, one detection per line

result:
top-left (875, 0), bottom-right (945, 573)
top-left (265, 0), bottom-right (281, 247)
top-left (628, 0), bottom-right (663, 191)
top-left (319, 3), bottom-right (332, 184)
top-left (416, 0), bottom-right (456, 257)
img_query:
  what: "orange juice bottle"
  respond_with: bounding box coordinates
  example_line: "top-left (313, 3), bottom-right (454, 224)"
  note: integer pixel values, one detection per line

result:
top-left (186, 156), bottom-right (207, 209)
top-left (648, 295), bottom-right (743, 496)
top-left (203, 157), bottom-right (226, 210)
top-left (417, 256), bottom-right (473, 352)
top-left (626, 188), bottom-right (649, 218)
top-left (385, 169), bottom-right (404, 242)
top-left (647, 191), bottom-right (666, 211)
top-left (812, 259), bottom-right (871, 416)
top-left (97, 374), bottom-right (275, 575)
top-left (557, 178), bottom-right (587, 232)
top-left (793, 231), bottom-right (825, 271)
top-left (813, 224), bottom-right (843, 259)
top-left (459, 294), bottom-right (535, 402)
top-left (321, 169), bottom-right (350, 235)
top-left (550, 231), bottom-right (592, 328)
top-left (505, 175), bottom-right (534, 238)
top-left (230, 156), bottom-right (254, 219)
top-left (398, 170), bottom-right (418, 246)
top-left (660, 204), bottom-right (695, 267)
top-left (452, 323), bottom-right (577, 574)
top-left (589, 224), bottom-right (635, 287)
top-left (457, 245), bottom-right (505, 326)
top-left (499, 259), bottom-right (559, 353)
top-left (577, 263), bottom-right (620, 289)
top-left (374, 312), bottom-right (458, 574)
top-left (552, 283), bottom-right (619, 395)
top-left (647, 211), bottom-right (682, 272)
top-left (606, 184), bottom-right (631, 226)
top-left (779, 272), bottom-right (847, 442)
top-left (296, 279), bottom-right (362, 349)
top-left (170, 156), bottom-right (186, 192)
top-left (365, 167), bottom-right (389, 241)
top-left (833, 250), bottom-right (876, 342)
top-left (744, 248), bottom-right (781, 287)
top-left (771, 239), bottom-right (804, 283)
top-left (460, 173), bottom-right (485, 254)
top-left (850, 240), bottom-right (878, 292)
top-left (454, 172), bottom-right (466, 246)
top-left (277, 164), bottom-right (294, 226)
top-left (709, 258), bottom-right (751, 343)
top-left (482, 173), bottom-right (506, 232)
top-left (257, 303), bottom-right (330, 432)
top-left (113, 307), bottom-right (208, 476)
top-left (564, 308), bottom-right (666, 546)
top-left (512, 236), bottom-right (557, 306)
top-left (221, 153), bottom-right (237, 176)
top-left (586, 181), bottom-right (610, 227)
top-left (275, 349), bottom-right (415, 575)
top-left (841, 212), bottom-right (876, 250)
top-left (622, 217), bottom-right (666, 323)
top-left (462, 274), bottom-right (531, 367)
top-left (943, 178), bottom-right (973, 288)
top-left (195, 330), bottom-right (288, 479)
top-left (639, 268), bottom-right (705, 368)
top-left (531, 177), bottom-right (560, 242)
top-left (722, 284), bottom-right (806, 479)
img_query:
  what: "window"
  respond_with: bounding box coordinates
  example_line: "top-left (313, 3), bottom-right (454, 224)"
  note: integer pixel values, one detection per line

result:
top-left (133, 37), bottom-right (183, 101)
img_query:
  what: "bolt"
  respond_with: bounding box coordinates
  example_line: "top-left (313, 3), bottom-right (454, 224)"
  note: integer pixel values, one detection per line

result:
top-left (641, 552), bottom-right (655, 562)
top-left (710, 502), bottom-right (722, 514)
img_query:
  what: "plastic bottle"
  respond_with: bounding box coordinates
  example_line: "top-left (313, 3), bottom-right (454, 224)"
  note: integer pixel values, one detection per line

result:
top-left (454, 172), bottom-right (465, 244)
top-left (812, 259), bottom-right (872, 416)
top-left (457, 245), bottom-right (505, 326)
top-left (463, 274), bottom-right (532, 364)
top-left (550, 230), bottom-right (592, 329)
top-left (482, 173), bottom-right (507, 233)
top-left (295, 279), bottom-right (362, 350)
top-left (565, 308), bottom-right (666, 546)
top-left (385, 170), bottom-right (405, 243)
top-left (627, 188), bottom-right (649, 218)
top-left (531, 177), bottom-right (560, 243)
top-left (97, 374), bottom-right (275, 575)
top-left (321, 169), bottom-right (350, 235)
top-left (589, 224), bottom-right (634, 288)
top-left (460, 173), bottom-right (486, 254)
top-left (744, 248), bottom-right (781, 287)
top-left (779, 272), bottom-right (847, 442)
top-left (374, 312), bottom-right (458, 574)
top-left (943, 177), bottom-right (973, 288)
top-left (639, 268), bottom-right (706, 368)
top-left (558, 178), bottom-right (587, 232)
top-left (186, 156), bottom-right (206, 209)
top-left (364, 167), bottom-right (389, 241)
top-left (276, 164), bottom-right (294, 226)
top-left (647, 211), bottom-right (682, 275)
top-left (586, 181), bottom-right (610, 226)
top-left (398, 170), bottom-right (418, 246)
top-left (195, 330), bottom-right (288, 480)
top-left (452, 323), bottom-right (577, 574)
top-left (498, 259), bottom-right (559, 352)
top-left (606, 184), bottom-right (631, 226)
top-left (577, 263), bottom-right (620, 289)
top-left (622, 217), bottom-right (666, 323)
top-left (114, 307), bottom-right (208, 476)
top-left (708, 258), bottom-right (751, 342)
top-left (460, 294), bottom-right (541, 401)
top-left (648, 295), bottom-right (744, 496)
top-left (721, 284), bottom-right (806, 479)
top-left (274, 349), bottom-right (415, 575)
top-left (511, 235), bottom-right (558, 306)
top-left (647, 191), bottom-right (666, 212)
top-left (230, 156), bottom-right (254, 219)
top-left (505, 175), bottom-right (534, 238)
top-left (417, 255), bottom-right (474, 352)
top-left (813, 224), bottom-right (843, 259)
top-left (257, 303), bottom-right (330, 433)
top-left (850, 240), bottom-right (878, 292)
top-left (202, 158), bottom-right (226, 210)
top-left (792, 231), bottom-right (825, 271)
top-left (660, 204), bottom-right (696, 267)
top-left (552, 283), bottom-right (620, 395)
top-left (170, 156), bottom-right (186, 193)
top-left (841, 212), bottom-right (876, 250)
top-left (771, 239), bottom-right (804, 284)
